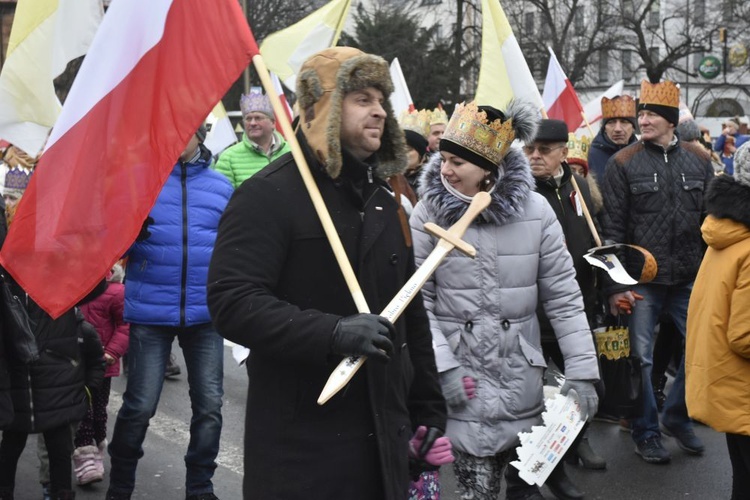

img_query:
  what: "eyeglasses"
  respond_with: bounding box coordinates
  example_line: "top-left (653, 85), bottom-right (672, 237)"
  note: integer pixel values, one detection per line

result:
top-left (244, 114), bottom-right (270, 123)
top-left (522, 144), bottom-right (565, 155)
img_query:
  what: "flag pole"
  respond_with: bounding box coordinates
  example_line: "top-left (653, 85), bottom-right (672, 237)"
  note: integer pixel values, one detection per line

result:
top-left (541, 108), bottom-right (602, 247)
top-left (580, 111), bottom-right (596, 139)
top-left (251, 53), bottom-right (370, 314)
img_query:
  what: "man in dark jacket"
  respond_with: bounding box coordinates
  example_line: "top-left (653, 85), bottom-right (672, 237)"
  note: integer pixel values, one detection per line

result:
top-left (207, 47), bottom-right (447, 500)
top-left (588, 95), bottom-right (637, 189)
top-left (602, 80), bottom-right (715, 465)
top-left (525, 119), bottom-right (601, 499)
top-left (106, 127), bottom-right (232, 500)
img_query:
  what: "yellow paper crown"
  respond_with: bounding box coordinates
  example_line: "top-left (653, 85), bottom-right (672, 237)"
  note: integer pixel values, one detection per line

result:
top-left (442, 101), bottom-right (516, 167)
top-left (601, 95), bottom-right (636, 120)
top-left (567, 133), bottom-right (591, 166)
top-left (428, 106), bottom-right (449, 126)
top-left (639, 80), bottom-right (680, 108)
top-left (399, 108), bottom-right (430, 138)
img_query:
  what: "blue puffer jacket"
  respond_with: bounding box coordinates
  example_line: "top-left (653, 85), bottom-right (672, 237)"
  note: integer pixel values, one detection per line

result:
top-left (125, 146), bottom-right (233, 326)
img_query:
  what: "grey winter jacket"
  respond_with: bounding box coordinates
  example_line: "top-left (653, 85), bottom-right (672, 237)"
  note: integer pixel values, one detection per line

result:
top-left (411, 150), bottom-right (599, 457)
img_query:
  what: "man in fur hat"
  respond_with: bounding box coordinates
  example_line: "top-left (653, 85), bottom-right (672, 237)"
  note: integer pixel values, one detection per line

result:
top-left (207, 47), bottom-right (447, 499)
top-left (601, 80), bottom-right (715, 465)
top-left (588, 95), bottom-right (638, 190)
top-left (214, 92), bottom-right (290, 188)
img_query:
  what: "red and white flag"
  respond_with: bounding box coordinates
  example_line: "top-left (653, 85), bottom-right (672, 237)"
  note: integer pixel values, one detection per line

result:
top-left (542, 47), bottom-right (585, 132)
top-left (0, 0), bottom-right (256, 318)
top-left (270, 72), bottom-right (294, 138)
top-left (575, 80), bottom-right (624, 135)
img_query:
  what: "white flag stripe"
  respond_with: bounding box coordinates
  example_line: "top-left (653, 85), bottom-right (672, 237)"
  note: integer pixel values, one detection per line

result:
top-left (47, 0), bottom-right (172, 150)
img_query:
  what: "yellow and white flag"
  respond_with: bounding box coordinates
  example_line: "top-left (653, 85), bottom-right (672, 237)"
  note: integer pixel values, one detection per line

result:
top-left (0, 0), bottom-right (103, 156)
top-left (475, 0), bottom-right (543, 111)
top-left (259, 0), bottom-right (351, 92)
top-left (204, 101), bottom-right (237, 156)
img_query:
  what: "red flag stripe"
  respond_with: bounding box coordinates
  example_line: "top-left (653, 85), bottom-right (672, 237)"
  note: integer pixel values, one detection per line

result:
top-left (0, 0), bottom-right (255, 317)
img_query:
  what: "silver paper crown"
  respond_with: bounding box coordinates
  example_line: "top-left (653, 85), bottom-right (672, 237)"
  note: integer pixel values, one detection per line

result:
top-left (240, 92), bottom-right (273, 117)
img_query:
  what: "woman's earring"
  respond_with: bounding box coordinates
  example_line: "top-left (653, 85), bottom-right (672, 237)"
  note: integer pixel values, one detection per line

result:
top-left (483, 177), bottom-right (491, 186)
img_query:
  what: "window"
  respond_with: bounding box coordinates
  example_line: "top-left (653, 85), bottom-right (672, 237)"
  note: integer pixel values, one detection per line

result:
top-left (599, 51), bottom-right (609, 83)
top-left (649, 46), bottom-right (660, 63)
top-left (694, 0), bottom-right (705, 26)
top-left (622, 0), bottom-right (634, 17)
top-left (647, 9), bottom-right (660, 29)
top-left (621, 50), bottom-right (632, 81)
top-left (693, 52), bottom-right (704, 72)
top-left (574, 7), bottom-right (585, 31)
top-left (723, 0), bottom-right (735, 22)
top-left (525, 12), bottom-right (534, 33)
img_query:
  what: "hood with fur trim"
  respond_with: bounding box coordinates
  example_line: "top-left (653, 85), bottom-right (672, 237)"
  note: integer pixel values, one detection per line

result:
top-left (417, 146), bottom-right (535, 227)
top-left (296, 47), bottom-right (407, 180)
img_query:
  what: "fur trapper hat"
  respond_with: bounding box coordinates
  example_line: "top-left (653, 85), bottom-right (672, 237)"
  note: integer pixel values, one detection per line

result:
top-left (296, 47), bottom-right (407, 179)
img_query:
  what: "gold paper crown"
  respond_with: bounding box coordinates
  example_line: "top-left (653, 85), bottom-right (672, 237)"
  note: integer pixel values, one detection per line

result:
top-left (399, 108), bottom-right (430, 138)
top-left (428, 107), bottom-right (449, 126)
top-left (442, 101), bottom-right (516, 167)
top-left (567, 133), bottom-right (591, 166)
top-left (601, 95), bottom-right (636, 120)
top-left (639, 80), bottom-right (680, 108)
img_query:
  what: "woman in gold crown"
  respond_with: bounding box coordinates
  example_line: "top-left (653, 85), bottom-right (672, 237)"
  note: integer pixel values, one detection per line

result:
top-left (410, 101), bottom-right (600, 499)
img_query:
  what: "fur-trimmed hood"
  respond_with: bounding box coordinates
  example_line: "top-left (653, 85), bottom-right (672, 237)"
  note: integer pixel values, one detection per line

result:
top-left (296, 47), bottom-right (406, 180)
top-left (705, 174), bottom-right (750, 230)
top-left (417, 146), bottom-right (535, 227)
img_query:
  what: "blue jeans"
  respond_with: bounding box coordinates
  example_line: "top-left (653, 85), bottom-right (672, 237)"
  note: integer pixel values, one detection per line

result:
top-left (108, 323), bottom-right (224, 496)
top-left (629, 283), bottom-right (693, 443)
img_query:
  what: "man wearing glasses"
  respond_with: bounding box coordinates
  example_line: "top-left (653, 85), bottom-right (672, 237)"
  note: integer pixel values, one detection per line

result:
top-left (215, 92), bottom-right (290, 188)
top-left (523, 119), bottom-right (601, 500)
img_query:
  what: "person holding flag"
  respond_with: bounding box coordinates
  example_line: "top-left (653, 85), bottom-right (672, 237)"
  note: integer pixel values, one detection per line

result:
top-left (214, 93), bottom-right (290, 188)
top-left (208, 47), bottom-right (448, 500)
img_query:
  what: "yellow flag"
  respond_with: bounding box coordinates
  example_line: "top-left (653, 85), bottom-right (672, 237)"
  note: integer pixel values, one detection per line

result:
top-left (259, 0), bottom-right (351, 92)
top-left (475, 0), bottom-right (543, 110)
top-left (0, 0), bottom-right (103, 156)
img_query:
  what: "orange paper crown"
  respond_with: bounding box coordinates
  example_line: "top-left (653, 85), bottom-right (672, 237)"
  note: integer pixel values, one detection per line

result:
top-left (639, 80), bottom-right (680, 108)
top-left (567, 133), bottom-right (591, 167)
top-left (399, 108), bottom-right (431, 138)
top-left (442, 101), bottom-right (516, 167)
top-left (428, 106), bottom-right (449, 126)
top-left (601, 95), bottom-right (636, 120)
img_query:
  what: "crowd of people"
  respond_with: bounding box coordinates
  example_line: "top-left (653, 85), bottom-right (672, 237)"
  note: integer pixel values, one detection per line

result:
top-left (0, 45), bottom-right (748, 500)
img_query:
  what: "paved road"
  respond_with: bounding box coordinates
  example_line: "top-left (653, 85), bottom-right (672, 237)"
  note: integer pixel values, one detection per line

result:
top-left (13, 342), bottom-right (734, 499)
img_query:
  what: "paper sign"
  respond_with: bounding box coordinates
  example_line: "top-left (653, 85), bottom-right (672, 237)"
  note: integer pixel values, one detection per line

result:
top-left (583, 251), bottom-right (638, 285)
top-left (510, 392), bottom-right (586, 486)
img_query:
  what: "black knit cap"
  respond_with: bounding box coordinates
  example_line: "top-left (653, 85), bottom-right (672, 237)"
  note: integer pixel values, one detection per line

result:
top-left (533, 119), bottom-right (568, 143)
top-left (404, 129), bottom-right (429, 160)
top-left (439, 105), bottom-right (505, 173)
top-left (637, 103), bottom-right (679, 127)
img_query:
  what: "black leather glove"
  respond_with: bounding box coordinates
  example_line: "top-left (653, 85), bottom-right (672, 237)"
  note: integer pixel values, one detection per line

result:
top-left (136, 216), bottom-right (154, 242)
top-left (330, 313), bottom-right (395, 363)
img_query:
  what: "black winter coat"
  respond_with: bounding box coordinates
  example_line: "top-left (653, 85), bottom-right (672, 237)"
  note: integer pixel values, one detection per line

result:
top-left (601, 140), bottom-right (715, 290)
top-left (5, 287), bottom-right (104, 433)
top-left (207, 137), bottom-right (446, 500)
top-left (0, 202), bottom-right (14, 428)
top-left (588, 128), bottom-right (637, 190)
top-left (535, 163), bottom-right (597, 338)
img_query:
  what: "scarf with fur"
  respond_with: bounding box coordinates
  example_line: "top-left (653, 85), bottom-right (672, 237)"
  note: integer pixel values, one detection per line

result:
top-left (416, 146), bottom-right (535, 227)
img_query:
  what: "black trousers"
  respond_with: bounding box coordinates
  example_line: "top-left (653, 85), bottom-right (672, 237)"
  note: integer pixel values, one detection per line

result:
top-left (726, 433), bottom-right (750, 500)
top-left (0, 424), bottom-right (75, 494)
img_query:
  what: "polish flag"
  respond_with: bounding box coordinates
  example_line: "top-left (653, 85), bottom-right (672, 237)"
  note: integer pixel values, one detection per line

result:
top-left (542, 47), bottom-right (585, 132)
top-left (0, 0), bottom-right (256, 318)
top-left (574, 80), bottom-right (624, 135)
top-left (270, 72), bottom-right (294, 138)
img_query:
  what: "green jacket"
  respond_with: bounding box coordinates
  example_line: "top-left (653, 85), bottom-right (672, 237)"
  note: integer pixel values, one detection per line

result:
top-left (214, 131), bottom-right (290, 188)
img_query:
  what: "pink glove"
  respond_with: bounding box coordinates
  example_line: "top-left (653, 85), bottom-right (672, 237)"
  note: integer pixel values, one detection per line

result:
top-left (463, 376), bottom-right (477, 399)
top-left (409, 426), bottom-right (455, 466)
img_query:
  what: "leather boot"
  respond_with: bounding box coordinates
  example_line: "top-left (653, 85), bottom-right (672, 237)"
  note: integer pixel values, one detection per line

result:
top-left (652, 374), bottom-right (667, 412)
top-left (545, 463), bottom-right (584, 500)
top-left (566, 437), bottom-right (607, 470)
